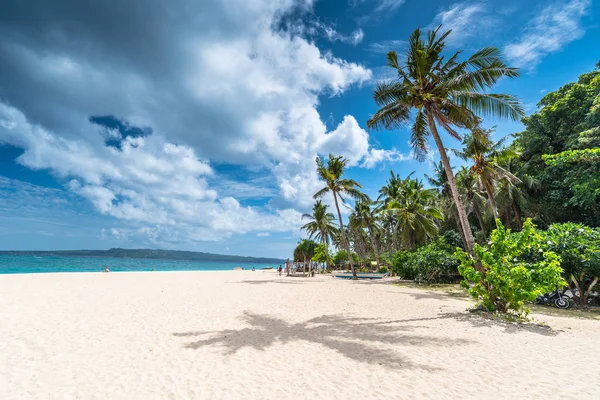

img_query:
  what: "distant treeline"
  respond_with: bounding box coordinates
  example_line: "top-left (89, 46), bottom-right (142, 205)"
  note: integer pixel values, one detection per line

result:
top-left (0, 248), bottom-right (285, 264)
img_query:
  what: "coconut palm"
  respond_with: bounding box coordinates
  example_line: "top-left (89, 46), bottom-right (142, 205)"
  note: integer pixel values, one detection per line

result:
top-left (314, 154), bottom-right (367, 278)
top-left (349, 199), bottom-right (382, 267)
top-left (453, 127), bottom-right (520, 218)
top-left (455, 166), bottom-right (491, 237)
top-left (366, 26), bottom-right (524, 255)
top-left (301, 200), bottom-right (338, 269)
top-left (382, 177), bottom-right (444, 249)
top-left (496, 158), bottom-right (540, 230)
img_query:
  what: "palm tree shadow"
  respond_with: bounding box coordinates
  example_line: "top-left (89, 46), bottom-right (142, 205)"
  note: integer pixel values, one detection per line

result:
top-left (236, 279), bottom-right (311, 285)
top-left (173, 312), bottom-right (476, 371)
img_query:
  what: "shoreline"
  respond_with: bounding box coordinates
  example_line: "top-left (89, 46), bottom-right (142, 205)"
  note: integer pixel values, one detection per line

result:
top-left (0, 269), bottom-right (277, 276)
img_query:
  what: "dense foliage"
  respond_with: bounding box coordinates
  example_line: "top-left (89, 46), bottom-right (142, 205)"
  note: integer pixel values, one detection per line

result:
top-left (456, 220), bottom-right (564, 315)
top-left (392, 238), bottom-right (460, 283)
top-left (295, 27), bottom-right (598, 313)
top-left (540, 223), bottom-right (600, 306)
top-left (508, 63), bottom-right (600, 227)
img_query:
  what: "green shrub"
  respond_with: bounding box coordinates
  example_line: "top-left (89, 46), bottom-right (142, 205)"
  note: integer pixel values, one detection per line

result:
top-left (456, 219), bottom-right (564, 316)
top-left (392, 239), bottom-right (461, 283)
top-left (541, 223), bottom-right (600, 306)
top-left (378, 265), bottom-right (389, 274)
top-left (392, 250), bottom-right (415, 279)
top-left (332, 250), bottom-right (348, 265)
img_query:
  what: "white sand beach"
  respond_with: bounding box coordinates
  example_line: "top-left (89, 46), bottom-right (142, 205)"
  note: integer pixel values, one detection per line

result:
top-left (1, 271), bottom-right (599, 399)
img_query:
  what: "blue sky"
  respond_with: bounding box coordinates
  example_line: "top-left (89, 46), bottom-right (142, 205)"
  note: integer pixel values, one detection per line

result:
top-left (0, 0), bottom-right (598, 257)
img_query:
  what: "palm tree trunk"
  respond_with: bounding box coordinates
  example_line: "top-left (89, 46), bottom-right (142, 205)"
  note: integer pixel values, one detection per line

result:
top-left (483, 180), bottom-right (498, 219)
top-left (332, 190), bottom-right (356, 278)
top-left (474, 209), bottom-right (486, 237)
top-left (426, 109), bottom-right (476, 256)
top-left (512, 201), bottom-right (523, 230)
top-left (322, 237), bottom-right (332, 271)
top-left (367, 226), bottom-right (380, 269)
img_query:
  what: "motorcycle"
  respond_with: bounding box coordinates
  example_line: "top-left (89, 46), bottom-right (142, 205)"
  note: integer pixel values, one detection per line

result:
top-left (535, 286), bottom-right (571, 309)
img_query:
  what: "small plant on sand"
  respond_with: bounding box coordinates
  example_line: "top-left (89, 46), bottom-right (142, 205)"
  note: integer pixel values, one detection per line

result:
top-left (456, 219), bottom-right (564, 317)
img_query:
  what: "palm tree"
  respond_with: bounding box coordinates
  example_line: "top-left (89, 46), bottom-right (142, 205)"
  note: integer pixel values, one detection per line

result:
top-left (366, 26), bottom-right (524, 256)
top-left (349, 199), bottom-right (382, 268)
top-left (496, 158), bottom-right (540, 230)
top-left (301, 200), bottom-right (338, 269)
top-left (453, 127), bottom-right (520, 218)
top-left (382, 177), bottom-right (443, 249)
top-left (455, 166), bottom-right (490, 237)
top-left (314, 154), bottom-right (367, 278)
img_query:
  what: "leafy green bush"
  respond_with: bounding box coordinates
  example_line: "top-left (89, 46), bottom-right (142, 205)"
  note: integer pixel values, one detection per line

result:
top-left (392, 250), bottom-right (414, 279)
top-left (392, 239), bottom-right (460, 283)
top-left (311, 243), bottom-right (329, 264)
top-left (378, 265), bottom-right (389, 274)
top-left (541, 223), bottom-right (600, 306)
top-left (332, 250), bottom-right (348, 265)
top-left (456, 219), bottom-right (564, 316)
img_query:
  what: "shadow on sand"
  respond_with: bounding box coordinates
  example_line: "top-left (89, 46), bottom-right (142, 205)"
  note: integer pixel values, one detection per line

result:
top-left (235, 279), bottom-right (312, 285)
top-left (173, 312), bottom-right (480, 371)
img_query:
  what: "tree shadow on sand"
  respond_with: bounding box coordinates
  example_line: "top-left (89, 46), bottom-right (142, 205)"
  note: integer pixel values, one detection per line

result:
top-left (173, 312), bottom-right (476, 371)
top-left (236, 279), bottom-right (312, 285)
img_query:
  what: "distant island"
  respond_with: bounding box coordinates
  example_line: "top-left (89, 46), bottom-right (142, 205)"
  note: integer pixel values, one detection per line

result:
top-left (0, 248), bottom-right (285, 264)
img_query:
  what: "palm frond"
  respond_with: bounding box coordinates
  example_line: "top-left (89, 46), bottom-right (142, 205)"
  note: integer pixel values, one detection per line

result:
top-left (411, 108), bottom-right (430, 162)
top-left (453, 92), bottom-right (525, 121)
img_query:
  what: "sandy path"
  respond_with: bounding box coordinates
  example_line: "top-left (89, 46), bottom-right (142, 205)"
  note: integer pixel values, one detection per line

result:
top-left (1, 271), bottom-right (598, 399)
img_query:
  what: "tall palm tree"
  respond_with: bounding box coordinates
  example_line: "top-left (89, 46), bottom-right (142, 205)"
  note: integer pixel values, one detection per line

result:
top-left (496, 158), bottom-right (540, 230)
top-left (301, 200), bottom-right (338, 269)
top-left (366, 26), bottom-right (524, 256)
top-left (314, 154), bottom-right (366, 278)
top-left (382, 177), bottom-right (444, 249)
top-left (349, 199), bottom-right (382, 267)
top-left (455, 166), bottom-right (490, 237)
top-left (453, 127), bottom-right (520, 218)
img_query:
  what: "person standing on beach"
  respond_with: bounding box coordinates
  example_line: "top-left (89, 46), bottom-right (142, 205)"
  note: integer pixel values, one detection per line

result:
top-left (278, 265), bottom-right (282, 276)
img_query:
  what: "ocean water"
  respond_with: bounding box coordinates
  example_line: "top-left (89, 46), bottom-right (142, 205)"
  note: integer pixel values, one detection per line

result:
top-left (0, 255), bottom-right (279, 274)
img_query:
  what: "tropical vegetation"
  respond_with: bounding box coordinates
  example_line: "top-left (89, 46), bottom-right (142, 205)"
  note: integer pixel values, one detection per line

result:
top-left (293, 26), bottom-right (599, 315)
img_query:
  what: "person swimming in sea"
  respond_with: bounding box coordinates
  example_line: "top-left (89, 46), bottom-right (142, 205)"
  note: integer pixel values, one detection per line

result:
top-left (103, 267), bottom-right (110, 273)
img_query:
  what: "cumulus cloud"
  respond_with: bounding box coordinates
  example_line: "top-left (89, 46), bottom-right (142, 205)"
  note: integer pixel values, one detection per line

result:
top-left (361, 148), bottom-right (412, 169)
top-left (504, 0), bottom-right (591, 69)
top-left (0, 0), bottom-right (398, 244)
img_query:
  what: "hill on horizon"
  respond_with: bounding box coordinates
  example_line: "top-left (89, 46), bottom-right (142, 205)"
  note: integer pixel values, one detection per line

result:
top-left (0, 248), bottom-right (286, 264)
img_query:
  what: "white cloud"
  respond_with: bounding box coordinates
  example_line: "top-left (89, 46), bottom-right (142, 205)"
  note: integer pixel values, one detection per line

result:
top-left (427, 2), bottom-right (496, 46)
top-left (0, 0), bottom-right (404, 246)
top-left (325, 28), bottom-right (365, 45)
top-left (0, 102), bottom-right (303, 241)
top-left (366, 40), bottom-right (407, 53)
top-left (373, 0), bottom-right (406, 14)
top-left (361, 148), bottom-right (412, 169)
top-left (504, 0), bottom-right (591, 69)
top-left (257, 232), bottom-right (271, 237)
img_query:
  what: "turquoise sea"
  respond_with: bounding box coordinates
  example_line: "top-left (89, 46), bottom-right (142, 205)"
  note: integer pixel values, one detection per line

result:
top-left (0, 255), bottom-right (278, 274)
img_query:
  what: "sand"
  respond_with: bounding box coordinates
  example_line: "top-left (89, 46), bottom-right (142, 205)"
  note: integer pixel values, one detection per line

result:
top-left (1, 271), bottom-right (599, 399)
